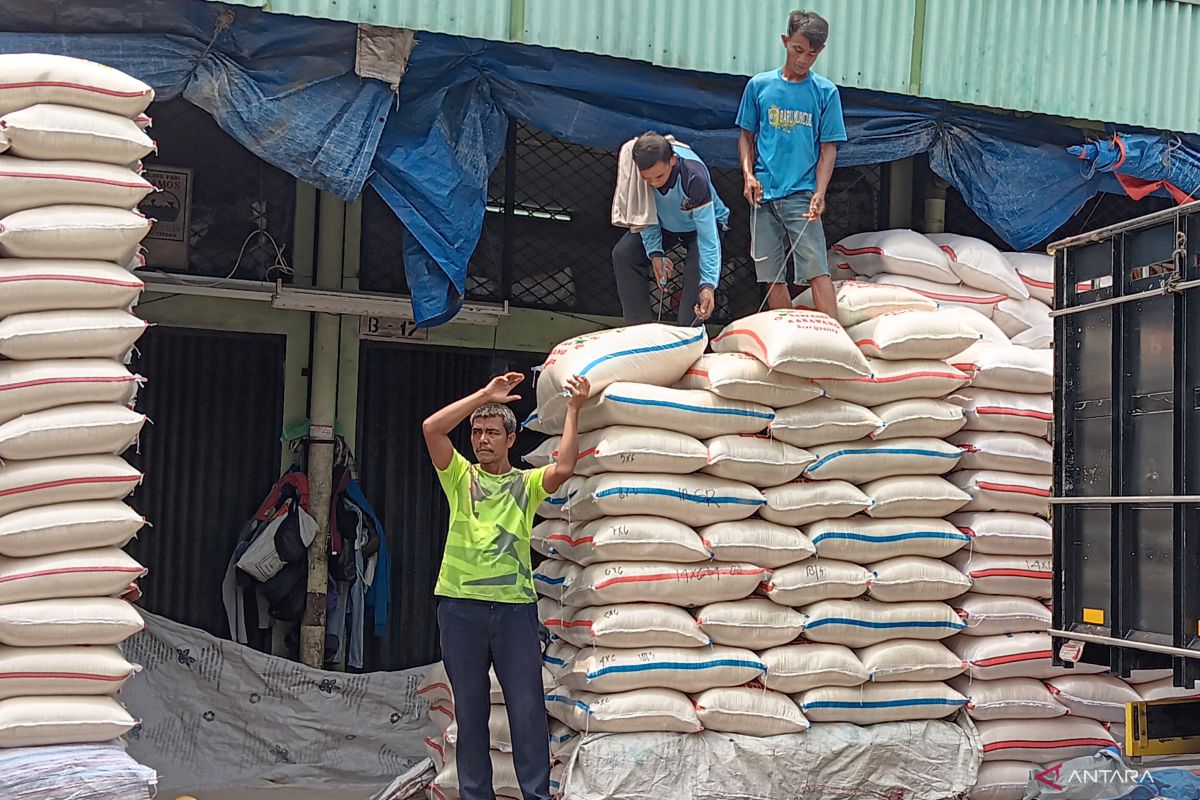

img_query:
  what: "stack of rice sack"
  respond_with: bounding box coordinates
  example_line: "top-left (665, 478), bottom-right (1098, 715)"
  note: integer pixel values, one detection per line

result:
top-left (0, 54), bottom-right (155, 751)
top-left (832, 230), bottom-right (1134, 800)
top-left (417, 662), bottom-right (565, 799)
top-left (526, 310), bottom-right (986, 762)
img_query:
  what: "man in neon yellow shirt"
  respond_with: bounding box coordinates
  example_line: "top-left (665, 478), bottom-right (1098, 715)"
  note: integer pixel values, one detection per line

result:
top-left (422, 371), bottom-right (588, 800)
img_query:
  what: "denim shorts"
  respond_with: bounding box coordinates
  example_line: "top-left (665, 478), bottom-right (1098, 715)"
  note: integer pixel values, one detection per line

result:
top-left (751, 190), bottom-right (831, 286)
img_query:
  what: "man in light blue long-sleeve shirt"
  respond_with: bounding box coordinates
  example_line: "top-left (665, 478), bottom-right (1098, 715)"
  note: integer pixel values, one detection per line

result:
top-left (612, 132), bottom-right (730, 325)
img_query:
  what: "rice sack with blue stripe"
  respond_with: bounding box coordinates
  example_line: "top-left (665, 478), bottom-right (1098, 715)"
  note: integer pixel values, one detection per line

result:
top-left (560, 645), bottom-right (766, 694)
top-left (799, 680), bottom-right (966, 724)
top-left (535, 324), bottom-right (707, 424)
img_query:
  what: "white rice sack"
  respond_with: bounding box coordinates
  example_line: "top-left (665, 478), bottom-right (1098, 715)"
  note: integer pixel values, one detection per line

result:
top-left (0, 695), bottom-right (137, 748)
top-left (946, 388), bottom-right (1052, 437)
top-left (533, 560), bottom-right (580, 602)
top-left (950, 342), bottom-right (1053, 393)
top-left (769, 398), bottom-right (882, 448)
top-left (871, 274), bottom-right (1006, 317)
top-left (566, 473), bottom-right (765, 526)
top-left (697, 519), bottom-right (815, 568)
top-left (976, 718), bottom-right (1114, 763)
top-left (693, 686), bottom-right (809, 735)
top-left (866, 555), bottom-right (973, 602)
top-left (553, 516), bottom-right (710, 565)
top-left (0, 54), bottom-right (154, 117)
top-left (537, 476), bottom-right (583, 520)
top-left (860, 475), bottom-right (971, 518)
top-left (1006, 252), bottom-right (1054, 304)
top-left (927, 233), bottom-right (1029, 299)
top-left (760, 643), bottom-right (867, 693)
top-left (1045, 674), bottom-right (1141, 723)
top-left (676, 352), bottom-right (822, 407)
top-left (442, 705), bottom-right (513, 751)
top-left (0, 455), bottom-right (142, 517)
top-left (0, 157), bottom-right (154, 217)
top-left (561, 645), bottom-right (765, 693)
top-left (794, 279), bottom-right (936, 327)
top-left (948, 551), bottom-right (1052, 598)
top-left (0, 359), bottom-right (139, 425)
top-left (0, 403), bottom-right (146, 461)
top-left (578, 383), bottom-right (774, 438)
top-left (949, 512), bottom-right (1052, 555)
top-left (702, 434), bottom-right (814, 487)
top-left (538, 595), bottom-right (565, 634)
top-left (0, 259), bottom-right (143, 318)
top-left (0, 205), bottom-right (150, 261)
top-left (695, 598), bottom-right (806, 648)
top-left (949, 431), bottom-right (1052, 475)
top-left (760, 559), bottom-right (871, 606)
top-left (949, 676), bottom-right (1067, 721)
top-left (870, 398), bottom-right (965, 441)
top-left (994, 297), bottom-right (1051, 338)
top-left (1010, 323), bottom-right (1052, 350)
top-left (531, 519), bottom-right (563, 557)
top-left (971, 761), bottom-right (1039, 800)
top-left (0, 648), bottom-right (134, 702)
top-left (952, 593), bottom-right (1052, 636)
top-left (524, 426), bottom-right (708, 476)
top-left (535, 324), bottom-right (707, 422)
top-left (711, 310), bottom-right (872, 379)
top-left (805, 437), bottom-right (962, 482)
top-left (1137, 678), bottom-right (1200, 701)
top-left (817, 359), bottom-right (970, 406)
top-left (806, 516), bottom-right (970, 561)
top-left (547, 687), bottom-right (702, 734)
top-left (950, 632), bottom-right (1108, 680)
top-left (549, 722), bottom-right (579, 762)
top-left (0, 309), bottom-right (147, 361)
top-left (0, 547), bottom-right (145, 605)
top-left (938, 306), bottom-right (1011, 343)
top-left (543, 640), bottom-right (578, 675)
top-left (857, 639), bottom-right (966, 683)
top-left (0, 596), bottom-right (143, 647)
top-left (949, 470), bottom-right (1051, 517)
top-left (556, 603), bottom-right (709, 648)
top-left (563, 562), bottom-right (766, 607)
top-left (1125, 670), bottom-right (1175, 686)
top-left (759, 480), bottom-right (872, 526)
top-left (0, 499), bottom-right (144, 558)
top-left (801, 599), bottom-right (965, 646)
top-left (847, 311), bottom-right (982, 361)
top-left (831, 229), bottom-right (957, 284)
top-left (799, 681), bottom-right (966, 723)
top-left (0, 103), bottom-right (156, 164)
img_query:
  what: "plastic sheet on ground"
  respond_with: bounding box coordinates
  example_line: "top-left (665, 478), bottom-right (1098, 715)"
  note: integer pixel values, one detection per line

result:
top-left (0, 743), bottom-right (157, 800)
top-left (560, 718), bottom-right (981, 800)
top-left (119, 611), bottom-right (436, 793)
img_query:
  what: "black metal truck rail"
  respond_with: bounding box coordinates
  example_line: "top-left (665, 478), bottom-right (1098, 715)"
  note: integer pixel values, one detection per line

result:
top-left (1052, 200), bottom-right (1200, 687)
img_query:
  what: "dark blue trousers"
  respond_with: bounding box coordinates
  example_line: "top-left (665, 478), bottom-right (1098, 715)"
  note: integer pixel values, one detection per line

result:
top-left (437, 597), bottom-right (551, 800)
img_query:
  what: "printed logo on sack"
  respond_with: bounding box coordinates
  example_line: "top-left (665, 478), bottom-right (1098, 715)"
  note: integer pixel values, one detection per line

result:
top-left (1034, 764), bottom-right (1140, 791)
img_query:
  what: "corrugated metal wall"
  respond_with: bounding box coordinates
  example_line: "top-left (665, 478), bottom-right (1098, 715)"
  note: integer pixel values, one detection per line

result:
top-left (212, 0), bottom-right (1200, 132)
top-left (356, 342), bottom-right (543, 670)
top-left (126, 326), bottom-right (286, 637)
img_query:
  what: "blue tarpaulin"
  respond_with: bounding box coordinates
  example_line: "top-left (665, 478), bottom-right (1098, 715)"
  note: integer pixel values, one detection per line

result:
top-left (372, 34), bottom-right (1139, 326)
top-left (0, 0), bottom-right (393, 201)
top-left (1069, 133), bottom-right (1200, 205)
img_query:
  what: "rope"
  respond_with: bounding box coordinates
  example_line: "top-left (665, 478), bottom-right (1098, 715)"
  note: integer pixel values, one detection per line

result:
top-left (751, 201), bottom-right (813, 314)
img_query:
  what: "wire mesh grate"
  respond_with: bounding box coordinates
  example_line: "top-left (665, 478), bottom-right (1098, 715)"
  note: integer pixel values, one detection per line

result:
top-left (140, 99), bottom-right (295, 281)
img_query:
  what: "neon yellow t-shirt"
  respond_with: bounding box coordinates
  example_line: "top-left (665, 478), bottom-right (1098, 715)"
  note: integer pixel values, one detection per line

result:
top-left (434, 450), bottom-right (550, 603)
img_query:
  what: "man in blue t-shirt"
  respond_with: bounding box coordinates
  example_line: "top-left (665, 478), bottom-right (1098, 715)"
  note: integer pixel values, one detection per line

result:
top-left (736, 10), bottom-right (847, 319)
top-left (612, 131), bottom-right (730, 326)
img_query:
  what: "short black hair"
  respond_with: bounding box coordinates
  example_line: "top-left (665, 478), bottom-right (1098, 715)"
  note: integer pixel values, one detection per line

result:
top-left (631, 132), bottom-right (674, 171)
top-left (787, 10), bottom-right (829, 48)
top-left (471, 403), bottom-right (517, 435)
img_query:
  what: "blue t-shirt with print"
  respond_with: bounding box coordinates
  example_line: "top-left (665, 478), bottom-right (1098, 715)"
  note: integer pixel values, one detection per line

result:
top-left (735, 69), bottom-right (848, 202)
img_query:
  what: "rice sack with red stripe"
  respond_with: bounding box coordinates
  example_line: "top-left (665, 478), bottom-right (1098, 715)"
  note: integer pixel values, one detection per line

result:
top-left (674, 352), bottom-right (823, 407)
top-left (846, 310), bottom-right (982, 361)
top-left (871, 274), bottom-right (1008, 318)
top-left (817, 359), bottom-right (969, 406)
top-left (561, 561), bottom-right (767, 607)
top-left (949, 470), bottom-right (1052, 517)
top-left (711, 309), bottom-right (871, 379)
top-left (926, 233), bottom-right (1028, 300)
top-left (0, 260), bottom-right (143, 317)
top-left (792, 279), bottom-right (936, 327)
top-left (945, 388), bottom-right (1052, 438)
top-left (830, 229), bottom-right (958, 285)
top-left (0, 644), bottom-right (137, 699)
top-left (541, 516), bottom-right (711, 566)
top-left (975, 717), bottom-right (1115, 763)
top-left (946, 552), bottom-right (1052, 599)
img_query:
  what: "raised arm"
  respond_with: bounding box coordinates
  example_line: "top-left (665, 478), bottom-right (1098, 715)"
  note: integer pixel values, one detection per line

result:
top-left (543, 375), bottom-right (591, 494)
top-left (422, 372), bottom-right (523, 470)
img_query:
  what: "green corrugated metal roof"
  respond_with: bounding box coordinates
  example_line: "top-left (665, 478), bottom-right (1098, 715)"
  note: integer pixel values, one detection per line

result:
top-left (217, 0), bottom-right (1200, 133)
